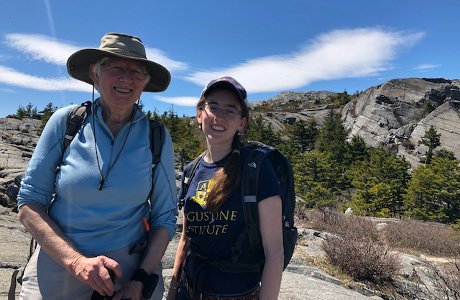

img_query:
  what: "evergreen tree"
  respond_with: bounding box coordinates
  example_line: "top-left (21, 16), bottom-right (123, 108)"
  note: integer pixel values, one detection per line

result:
top-left (147, 109), bottom-right (161, 124)
top-left (331, 90), bottom-right (352, 106)
top-left (346, 135), bottom-right (368, 163)
top-left (176, 117), bottom-right (203, 163)
top-left (164, 107), bottom-right (181, 142)
top-left (245, 113), bottom-right (264, 141)
top-left (422, 100), bottom-right (435, 116)
top-left (404, 156), bottom-right (460, 223)
top-left (317, 109), bottom-right (348, 163)
top-left (293, 150), bottom-right (343, 208)
top-left (38, 102), bottom-right (59, 133)
top-left (348, 148), bottom-right (410, 217)
top-left (419, 125), bottom-right (441, 164)
top-left (16, 102), bottom-right (39, 120)
top-left (434, 148), bottom-right (457, 161)
top-left (287, 119), bottom-right (317, 153)
top-left (245, 114), bottom-right (281, 147)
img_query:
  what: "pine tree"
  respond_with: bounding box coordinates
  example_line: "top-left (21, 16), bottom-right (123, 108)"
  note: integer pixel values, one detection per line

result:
top-left (293, 150), bottom-right (343, 208)
top-left (347, 135), bottom-right (368, 163)
top-left (16, 102), bottom-right (39, 120)
top-left (38, 102), bottom-right (59, 133)
top-left (317, 109), bottom-right (348, 163)
top-left (348, 148), bottom-right (410, 217)
top-left (434, 148), bottom-right (457, 161)
top-left (404, 157), bottom-right (460, 223)
top-left (245, 114), bottom-right (281, 147)
top-left (419, 125), bottom-right (441, 164)
top-left (176, 117), bottom-right (203, 163)
top-left (287, 119), bottom-right (318, 153)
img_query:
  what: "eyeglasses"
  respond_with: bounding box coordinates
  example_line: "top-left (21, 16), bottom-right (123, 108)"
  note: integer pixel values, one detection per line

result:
top-left (203, 103), bottom-right (242, 120)
top-left (102, 64), bottom-right (148, 81)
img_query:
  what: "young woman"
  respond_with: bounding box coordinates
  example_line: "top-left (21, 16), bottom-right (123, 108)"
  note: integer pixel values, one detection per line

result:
top-left (167, 77), bottom-right (284, 300)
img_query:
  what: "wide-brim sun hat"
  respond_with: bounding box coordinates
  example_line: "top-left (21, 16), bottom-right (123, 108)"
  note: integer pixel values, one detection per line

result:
top-left (67, 32), bottom-right (170, 92)
top-left (202, 76), bottom-right (248, 105)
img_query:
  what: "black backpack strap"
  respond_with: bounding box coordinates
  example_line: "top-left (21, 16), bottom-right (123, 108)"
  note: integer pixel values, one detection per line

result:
top-left (241, 145), bottom-right (272, 249)
top-left (146, 120), bottom-right (165, 211)
top-left (63, 101), bottom-right (91, 153)
top-left (178, 152), bottom-right (205, 210)
top-left (219, 144), bottom-right (270, 271)
top-left (149, 120), bottom-right (164, 166)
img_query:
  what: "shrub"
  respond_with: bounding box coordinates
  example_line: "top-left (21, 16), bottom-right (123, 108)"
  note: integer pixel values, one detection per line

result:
top-left (312, 210), bottom-right (400, 283)
top-left (384, 219), bottom-right (460, 257)
top-left (308, 209), bottom-right (347, 235)
top-left (400, 139), bottom-right (415, 150)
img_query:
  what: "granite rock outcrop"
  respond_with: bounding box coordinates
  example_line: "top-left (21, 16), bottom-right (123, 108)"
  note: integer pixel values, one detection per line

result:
top-left (342, 78), bottom-right (460, 167)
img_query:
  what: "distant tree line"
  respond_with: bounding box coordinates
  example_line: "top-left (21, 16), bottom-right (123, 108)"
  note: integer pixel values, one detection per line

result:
top-left (15, 102), bottom-right (460, 228)
top-left (13, 102), bottom-right (59, 133)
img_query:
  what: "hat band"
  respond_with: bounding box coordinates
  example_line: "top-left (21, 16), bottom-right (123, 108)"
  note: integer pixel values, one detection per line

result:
top-left (102, 47), bottom-right (146, 59)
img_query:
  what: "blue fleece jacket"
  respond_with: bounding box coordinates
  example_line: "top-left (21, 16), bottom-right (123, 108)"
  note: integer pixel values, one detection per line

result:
top-left (18, 101), bottom-right (177, 256)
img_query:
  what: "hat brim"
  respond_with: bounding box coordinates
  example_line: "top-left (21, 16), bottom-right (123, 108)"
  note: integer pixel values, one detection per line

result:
top-left (67, 49), bottom-right (171, 92)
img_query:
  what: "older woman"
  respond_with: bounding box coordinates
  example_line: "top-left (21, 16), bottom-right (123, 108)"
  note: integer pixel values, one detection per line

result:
top-left (17, 33), bottom-right (177, 300)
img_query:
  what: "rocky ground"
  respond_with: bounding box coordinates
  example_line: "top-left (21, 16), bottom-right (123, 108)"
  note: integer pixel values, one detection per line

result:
top-left (2, 206), bottom-right (456, 300)
top-left (0, 207), bottom-right (385, 300)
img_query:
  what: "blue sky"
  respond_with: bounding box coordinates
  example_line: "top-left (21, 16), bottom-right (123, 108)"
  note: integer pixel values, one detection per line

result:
top-left (1, 1), bottom-right (459, 117)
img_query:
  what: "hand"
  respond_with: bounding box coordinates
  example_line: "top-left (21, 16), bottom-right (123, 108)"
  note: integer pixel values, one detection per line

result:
top-left (72, 255), bottom-right (122, 296)
top-left (166, 276), bottom-right (179, 300)
top-left (112, 280), bottom-right (143, 300)
top-left (166, 288), bottom-right (177, 300)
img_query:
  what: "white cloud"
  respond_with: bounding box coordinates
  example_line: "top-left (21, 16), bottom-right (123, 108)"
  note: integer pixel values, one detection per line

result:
top-left (5, 33), bottom-right (189, 72)
top-left (414, 64), bottom-right (440, 70)
top-left (185, 28), bottom-right (425, 93)
top-left (0, 87), bottom-right (15, 93)
top-left (2, 29), bottom-right (424, 97)
top-left (0, 65), bottom-right (90, 91)
top-left (6, 33), bottom-right (79, 65)
top-left (154, 95), bottom-right (198, 106)
top-left (146, 48), bottom-right (188, 72)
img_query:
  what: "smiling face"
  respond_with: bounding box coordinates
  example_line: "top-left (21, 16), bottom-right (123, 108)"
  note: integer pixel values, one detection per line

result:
top-left (90, 58), bottom-right (149, 111)
top-left (197, 89), bottom-right (248, 148)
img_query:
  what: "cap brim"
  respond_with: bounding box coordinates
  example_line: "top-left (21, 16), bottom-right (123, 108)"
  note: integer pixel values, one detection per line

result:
top-left (67, 49), bottom-right (171, 92)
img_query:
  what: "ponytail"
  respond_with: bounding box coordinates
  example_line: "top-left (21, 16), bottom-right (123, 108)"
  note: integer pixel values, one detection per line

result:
top-left (206, 134), bottom-right (243, 214)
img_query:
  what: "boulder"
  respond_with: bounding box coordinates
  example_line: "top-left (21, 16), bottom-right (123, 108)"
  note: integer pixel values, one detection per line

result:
top-left (0, 118), bottom-right (40, 188)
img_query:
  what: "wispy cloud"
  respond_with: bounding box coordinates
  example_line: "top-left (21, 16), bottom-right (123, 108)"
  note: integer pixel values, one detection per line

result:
top-left (6, 33), bottom-right (79, 65)
top-left (0, 87), bottom-right (15, 93)
top-left (0, 66), bottom-right (90, 91)
top-left (184, 28), bottom-right (424, 94)
top-left (2, 28), bottom-right (424, 103)
top-left (146, 48), bottom-right (188, 72)
top-left (154, 96), bottom-right (198, 107)
top-left (5, 33), bottom-right (189, 72)
top-left (414, 63), bottom-right (440, 70)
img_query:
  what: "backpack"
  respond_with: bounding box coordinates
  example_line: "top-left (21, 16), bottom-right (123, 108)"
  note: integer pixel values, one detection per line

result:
top-left (7, 101), bottom-right (165, 299)
top-left (178, 141), bottom-right (297, 273)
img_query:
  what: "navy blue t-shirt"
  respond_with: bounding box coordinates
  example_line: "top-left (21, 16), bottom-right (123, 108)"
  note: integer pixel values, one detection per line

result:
top-left (181, 148), bottom-right (281, 295)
